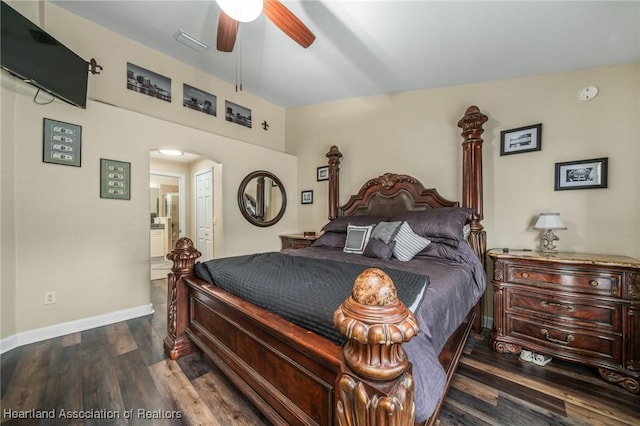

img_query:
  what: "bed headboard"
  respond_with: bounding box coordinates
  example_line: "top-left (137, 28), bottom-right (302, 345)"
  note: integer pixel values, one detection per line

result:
top-left (325, 105), bottom-right (488, 265)
top-left (340, 173), bottom-right (459, 218)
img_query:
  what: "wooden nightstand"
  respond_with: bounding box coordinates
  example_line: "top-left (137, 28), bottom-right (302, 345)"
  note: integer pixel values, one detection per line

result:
top-left (488, 249), bottom-right (640, 394)
top-left (280, 234), bottom-right (317, 250)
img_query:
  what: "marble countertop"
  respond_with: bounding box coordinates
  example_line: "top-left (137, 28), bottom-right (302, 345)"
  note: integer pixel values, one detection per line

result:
top-left (488, 249), bottom-right (640, 268)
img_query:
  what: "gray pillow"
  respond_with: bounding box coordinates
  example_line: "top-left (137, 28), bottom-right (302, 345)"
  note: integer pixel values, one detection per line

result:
top-left (392, 207), bottom-right (472, 247)
top-left (393, 221), bottom-right (430, 261)
top-left (343, 224), bottom-right (374, 254)
top-left (311, 232), bottom-right (346, 248)
top-left (371, 221), bottom-right (402, 244)
top-left (321, 215), bottom-right (386, 233)
top-left (363, 239), bottom-right (395, 260)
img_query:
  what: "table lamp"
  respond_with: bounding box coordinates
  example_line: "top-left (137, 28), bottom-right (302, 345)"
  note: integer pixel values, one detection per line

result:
top-left (534, 213), bottom-right (566, 253)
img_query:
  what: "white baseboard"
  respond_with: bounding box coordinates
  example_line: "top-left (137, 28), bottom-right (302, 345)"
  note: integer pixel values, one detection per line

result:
top-left (0, 304), bottom-right (154, 354)
top-left (482, 315), bottom-right (493, 330)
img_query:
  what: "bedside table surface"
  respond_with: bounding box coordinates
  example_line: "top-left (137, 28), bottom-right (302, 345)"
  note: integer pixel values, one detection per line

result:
top-left (280, 233), bottom-right (317, 241)
top-left (488, 249), bottom-right (640, 269)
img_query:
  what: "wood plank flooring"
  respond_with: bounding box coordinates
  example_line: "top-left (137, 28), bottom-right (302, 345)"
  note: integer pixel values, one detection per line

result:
top-left (2, 278), bottom-right (638, 425)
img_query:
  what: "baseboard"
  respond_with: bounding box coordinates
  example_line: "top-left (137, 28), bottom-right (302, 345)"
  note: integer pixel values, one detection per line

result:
top-left (482, 314), bottom-right (493, 330)
top-left (0, 304), bottom-right (154, 354)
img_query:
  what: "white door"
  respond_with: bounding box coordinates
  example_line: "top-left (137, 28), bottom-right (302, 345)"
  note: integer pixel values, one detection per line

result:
top-left (196, 169), bottom-right (214, 261)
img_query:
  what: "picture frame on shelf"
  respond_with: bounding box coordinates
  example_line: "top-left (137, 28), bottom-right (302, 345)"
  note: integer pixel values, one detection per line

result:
top-left (301, 190), bottom-right (313, 205)
top-left (100, 158), bottom-right (131, 200)
top-left (500, 123), bottom-right (542, 156)
top-left (42, 118), bottom-right (82, 167)
top-left (555, 157), bottom-right (608, 191)
top-left (317, 166), bottom-right (329, 181)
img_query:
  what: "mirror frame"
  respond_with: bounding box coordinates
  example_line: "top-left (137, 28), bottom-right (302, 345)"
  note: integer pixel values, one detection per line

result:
top-left (237, 170), bottom-right (287, 227)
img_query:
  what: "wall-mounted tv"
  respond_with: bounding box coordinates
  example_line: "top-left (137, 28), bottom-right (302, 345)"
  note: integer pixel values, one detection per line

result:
top-left (1, 1), bottom-right (88, 108)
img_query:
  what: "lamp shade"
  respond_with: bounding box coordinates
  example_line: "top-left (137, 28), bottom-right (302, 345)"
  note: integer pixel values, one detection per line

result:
top-left (216, 0), bottom-right (263, 22)
top-left (534, 213), bottom-right (566, 230)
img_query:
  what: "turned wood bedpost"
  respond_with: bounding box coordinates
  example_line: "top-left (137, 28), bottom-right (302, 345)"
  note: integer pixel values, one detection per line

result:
top-left (327, 145), bottom-right (343, 220)
top-left (333, 268), bottom-right (420, 426)
top-left (457, 106), bottom-right (488, 266)
top-left (163, 237), bottom-right (201, 360)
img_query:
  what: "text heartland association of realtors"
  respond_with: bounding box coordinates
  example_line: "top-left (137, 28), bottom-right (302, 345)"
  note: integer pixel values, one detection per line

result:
top-left (3, 408), bottom-right (183, 420)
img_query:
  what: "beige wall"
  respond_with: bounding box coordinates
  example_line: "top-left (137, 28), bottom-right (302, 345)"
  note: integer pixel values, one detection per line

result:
top-left (1, 1), bottom-right (296, 340)
top-left (287, 64), bottom-right (640, 259)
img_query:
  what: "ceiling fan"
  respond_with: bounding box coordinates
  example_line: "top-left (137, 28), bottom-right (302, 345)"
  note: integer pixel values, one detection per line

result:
top-left (216, 0), bottom-right (316, 52)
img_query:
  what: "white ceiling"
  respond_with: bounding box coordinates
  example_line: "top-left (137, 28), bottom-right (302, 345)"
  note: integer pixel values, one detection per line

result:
top-left (52, 0), bottom-right (640, 108)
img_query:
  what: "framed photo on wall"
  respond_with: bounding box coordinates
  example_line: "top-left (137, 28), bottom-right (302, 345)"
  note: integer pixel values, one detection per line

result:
top-left (555, 157), bottom-right (608, 190)
top-left (317, 166), bottom-right (329, 181)
top-left (42, 118), bottom-right (82, 167)
top-left (301, 190), bottom-right (313, 204)
top-left (100, 158), bottom-right (131, 200)
top-left (500, 123), bottom-right (542, 156)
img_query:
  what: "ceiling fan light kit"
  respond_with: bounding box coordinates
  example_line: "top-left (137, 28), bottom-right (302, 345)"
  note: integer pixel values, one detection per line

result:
top-left (216, 0), bottom-right (263, 23)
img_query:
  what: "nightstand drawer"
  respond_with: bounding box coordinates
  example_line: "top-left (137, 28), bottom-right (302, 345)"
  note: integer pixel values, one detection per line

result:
top-left (508, 317), bottom-right (622, 363)
top-left (507, 264), bottom-right (621, 297)
top-left (507, 289), bottom-right (621, 331)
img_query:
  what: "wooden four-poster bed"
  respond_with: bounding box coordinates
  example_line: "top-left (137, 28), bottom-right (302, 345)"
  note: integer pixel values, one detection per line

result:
top-left (163, 105), bottom-right (489, 425)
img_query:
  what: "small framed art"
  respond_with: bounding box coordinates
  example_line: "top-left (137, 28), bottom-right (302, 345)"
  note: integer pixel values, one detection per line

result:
top-left (500, 123), bottom-right (542, 156)
top-left (43, 118), bottom-right (82, 167)
top-left (317, 166), bottom-right (329, 181)
top-left (301, 190), bottom-right (313, 204)
top-left (100, 158), bottom-right (131, 200)
top-left (555, 157), bottom-right (608, 191)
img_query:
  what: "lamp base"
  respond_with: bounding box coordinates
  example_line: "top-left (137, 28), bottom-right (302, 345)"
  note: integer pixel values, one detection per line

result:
top-left (540, 229), bottom-right (560, 252)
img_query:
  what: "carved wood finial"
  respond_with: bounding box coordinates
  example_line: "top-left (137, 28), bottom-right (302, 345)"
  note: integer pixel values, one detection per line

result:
top-left (327, 145), bottom-right (343, 220)
top-left (333, 268), bottom-right (419, 426)
top-left (167, 237), bottom-right (201, 275)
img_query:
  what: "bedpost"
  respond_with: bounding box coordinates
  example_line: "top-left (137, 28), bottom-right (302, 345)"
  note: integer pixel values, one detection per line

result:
top-left (163, 237), bottom-right (201, 360)
top-left (333, 268), bottom-right (420, 426)
top-left (457, 106), bottom-right (488, 265)
top-left (327, 145), bottom-right (343, 220)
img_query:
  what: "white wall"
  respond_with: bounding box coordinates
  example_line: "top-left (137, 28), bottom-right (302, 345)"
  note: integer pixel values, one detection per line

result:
top-left (287, 64), bottom-right (640, 260)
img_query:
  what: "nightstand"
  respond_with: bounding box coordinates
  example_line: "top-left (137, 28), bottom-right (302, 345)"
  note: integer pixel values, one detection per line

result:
top-left (280, 234), bottom-right (317, 250)
top-left (488, 249), bottom-right (640, 394)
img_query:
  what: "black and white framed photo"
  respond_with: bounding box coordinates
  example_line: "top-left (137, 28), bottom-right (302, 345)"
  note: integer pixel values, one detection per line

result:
top-left (126, 62), bottom-right (171, 102)
top-left (500, 123), bottom-right (542, 156)
top-left (301, 190), bottom-right (313, 204)
top-left (555, 157), bottom-right (608, 191)
top-left (100, 158), bottom-right (131, 200)
top-left (225, 100), bottom-right (252, 128)
top-left (183, 83), bottom-right (216, 116)
top-left (42, 118), bottom-right (81, 167)
top-left (317, 166), bottom-right (329, 181)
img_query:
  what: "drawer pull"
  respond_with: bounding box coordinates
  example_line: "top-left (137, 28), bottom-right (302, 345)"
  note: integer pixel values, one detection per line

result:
top-left (589, 280), bottom-right (599, 287)
top-left (541, 301), bottom-right (575, 312)
top-left (521, 272), bottom-right (529, 278)
top-left (541, 329), bottom-right (574, 345)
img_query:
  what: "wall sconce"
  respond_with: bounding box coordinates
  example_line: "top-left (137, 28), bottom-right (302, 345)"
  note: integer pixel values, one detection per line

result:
top-left (534, 212), bottom-right (566, 253)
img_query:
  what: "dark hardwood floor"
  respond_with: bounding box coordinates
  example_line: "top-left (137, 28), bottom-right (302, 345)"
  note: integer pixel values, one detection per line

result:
top-left (2, 278), bottom-right (638, 425)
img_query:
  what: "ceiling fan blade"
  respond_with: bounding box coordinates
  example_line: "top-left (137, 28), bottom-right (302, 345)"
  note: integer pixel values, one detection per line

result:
top-left (263, 0), bottom-right (315, 48)
top-left (217, 11), bottom-right (239, 52)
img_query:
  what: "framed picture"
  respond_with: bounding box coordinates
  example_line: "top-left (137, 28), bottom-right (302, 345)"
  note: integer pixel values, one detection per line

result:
top-left (301, 190), bottom-right (313, 205)
top-left (100, 158), bottom-right (131, 200)
top-left (317, 166), bottom-right (329, 181)
top-left (42, 118), bottom-right (82, 167)
top-left (225, 100), bottom-right (252, 128)
top-left (555, 157), bottom-right (608, 191)
top-left (183, 83), bottom-right (216, 116)
top-left (126, 62), bottom-right (171, 102)
top-left (500, 123), bottom-right (542, 156)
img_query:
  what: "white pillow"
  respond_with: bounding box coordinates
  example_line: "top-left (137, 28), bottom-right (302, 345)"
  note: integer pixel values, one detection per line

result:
top-left (393, 221), bottom-right (430, 261)
top-left (343, 224), bottom-right (374, 254)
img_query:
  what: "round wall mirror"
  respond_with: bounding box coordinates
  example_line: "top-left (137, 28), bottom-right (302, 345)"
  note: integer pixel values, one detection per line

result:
top-left (237, 170), bottom-right (287, 227)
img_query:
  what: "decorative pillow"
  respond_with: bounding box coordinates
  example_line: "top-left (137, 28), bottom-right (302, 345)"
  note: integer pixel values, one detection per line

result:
top-left (392, 221), bottom-right (430, 261)
top-left (363, 239), bottom-right (396, 260)
top-left (321, 215), bottom-right (386, 234)
top-left (392, 207), bottom-right (472, 247)
top-left (343, 224), bottom-right (374, 254)
top-left (311, 232), bottom-right (346, 248)
top-left (370, 221), bottom-right (402, 244)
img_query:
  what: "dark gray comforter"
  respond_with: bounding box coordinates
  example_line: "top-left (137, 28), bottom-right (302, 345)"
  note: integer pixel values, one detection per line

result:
top-left (195, 242), bottom-right (486, 422)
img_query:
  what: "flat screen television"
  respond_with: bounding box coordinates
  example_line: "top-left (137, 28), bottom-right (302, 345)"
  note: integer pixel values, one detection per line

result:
top-left (1, 1), bottom-right (88, 108)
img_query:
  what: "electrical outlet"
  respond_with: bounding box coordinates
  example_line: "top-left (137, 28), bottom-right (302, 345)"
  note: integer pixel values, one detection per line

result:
top-left (44, 291), bottom-right (56, 305)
